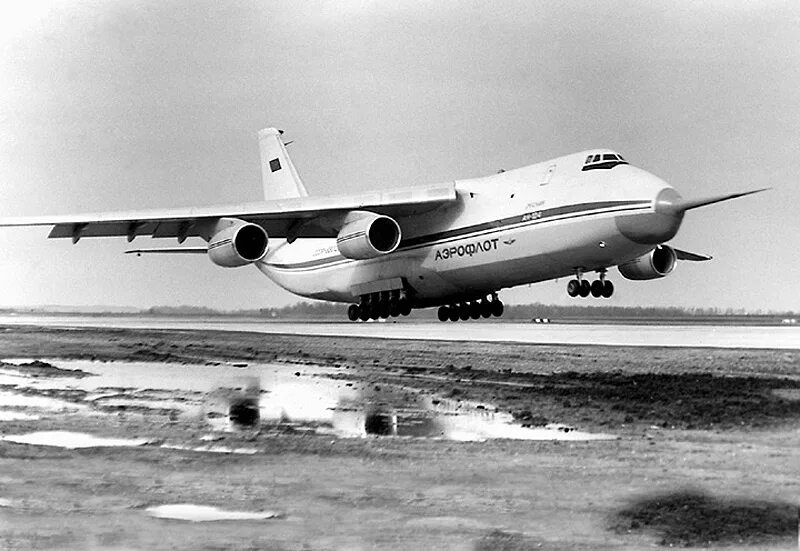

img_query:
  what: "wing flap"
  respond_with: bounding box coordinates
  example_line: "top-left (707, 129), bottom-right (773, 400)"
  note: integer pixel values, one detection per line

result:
top-left (125, 247), bottom-right (207, 255)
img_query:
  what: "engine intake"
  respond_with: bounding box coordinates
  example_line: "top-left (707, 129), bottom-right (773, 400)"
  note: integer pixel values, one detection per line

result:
top-left (337, 212), bottom-right (401, 260)
top-left (618, 245), bottom-right (677, 280)
top-left (207, 218), bottom-right (269, 268)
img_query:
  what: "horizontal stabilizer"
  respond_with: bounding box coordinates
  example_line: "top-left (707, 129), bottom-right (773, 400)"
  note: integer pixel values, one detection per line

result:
top-left (125, 247), bottom-right (207, 256)
top-left (674, 249), bottom-right (712, 262)
top-left (672, 188), bottom-right (769, 213)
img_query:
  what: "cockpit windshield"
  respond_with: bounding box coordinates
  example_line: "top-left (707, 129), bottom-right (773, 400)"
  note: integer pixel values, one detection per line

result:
top-left (582, 152), bottom-right (628, 171)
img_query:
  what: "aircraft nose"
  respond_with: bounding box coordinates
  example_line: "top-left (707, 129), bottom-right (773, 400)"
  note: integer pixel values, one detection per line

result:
top-left (615, 187), bottom-right (685, 245)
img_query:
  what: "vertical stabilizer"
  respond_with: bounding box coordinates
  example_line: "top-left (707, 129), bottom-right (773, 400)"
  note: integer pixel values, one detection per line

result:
top-left (258, 127), bottom-right (309, 200)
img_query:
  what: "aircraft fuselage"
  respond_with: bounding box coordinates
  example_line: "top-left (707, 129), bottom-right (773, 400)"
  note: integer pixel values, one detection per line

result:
top-left (258, 149), bottom-right (678, 307)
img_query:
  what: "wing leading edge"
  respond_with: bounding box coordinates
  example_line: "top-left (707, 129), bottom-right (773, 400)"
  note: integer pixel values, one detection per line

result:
top-left (0, 184), bottom-right (457, 242)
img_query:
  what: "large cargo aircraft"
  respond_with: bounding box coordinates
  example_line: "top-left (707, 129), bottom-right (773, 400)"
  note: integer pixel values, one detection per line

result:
top-left (0, 128), bottom-right (764, 322)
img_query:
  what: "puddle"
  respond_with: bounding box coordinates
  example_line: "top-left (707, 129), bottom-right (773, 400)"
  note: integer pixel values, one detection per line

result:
top-left (0, 411), bottom-right (40, 421)
top-left (1, 431), bottom-right (150, 449)
top-left (0, 391), bottom-right (85, 412)
top-left (1, 359), bottom-right (617, 442)
top-left (160, 444), bottom-right (259, 455)
top-left (146, 504), bottom-right (279, 522)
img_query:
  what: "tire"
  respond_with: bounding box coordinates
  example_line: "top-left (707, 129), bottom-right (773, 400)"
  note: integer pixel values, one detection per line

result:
top-left (437, 306), bottom-right (449, 322)
top-left (469, 302), bottom-right (481, 320)
top-left (347, 304), bottom-right (360, 321)
top-left (579, 280), bottom-right (591, 298)
top-left (602, 280), bottom-right (614, 298)
top-left (448, 307), bottom-right (460, 322)
top-left (359, 307), bottom-right (370, 322)
top-left (389, 302), bottom-right (400, 317)
top-left (590, 280), bottom-right (604, 298)
top-left (567, 279), bottom-right (580, 297)
top-left (400, 300), bottom-right (412, 316)
top-left (491, 300), bottom-right (504, 317)
top-left (459, 303), bottom-right (470, 321)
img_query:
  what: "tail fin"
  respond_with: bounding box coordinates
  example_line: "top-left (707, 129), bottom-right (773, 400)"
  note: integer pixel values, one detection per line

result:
top-left (257, 127), bottom-right (309, 200)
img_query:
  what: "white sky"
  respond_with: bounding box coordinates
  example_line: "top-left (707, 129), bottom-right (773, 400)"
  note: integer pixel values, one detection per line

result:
top-left (0, 1), bottom-right (797, 311)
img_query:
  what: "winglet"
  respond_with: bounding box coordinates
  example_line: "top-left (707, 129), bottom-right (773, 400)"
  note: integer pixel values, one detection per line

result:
top-left (258, 127), bottom-right (309, 201)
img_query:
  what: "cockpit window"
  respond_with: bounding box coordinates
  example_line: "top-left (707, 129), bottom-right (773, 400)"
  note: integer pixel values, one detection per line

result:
top-left (582, 152), bottom-right (629, 172)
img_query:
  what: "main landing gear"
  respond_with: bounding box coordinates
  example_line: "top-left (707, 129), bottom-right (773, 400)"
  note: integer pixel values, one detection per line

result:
top-left (346, 290), bottom-right (412, 321)
top-left (567, 270), bottom-right (614, 299)
top-left (436, 293), bottom-right (503, 322)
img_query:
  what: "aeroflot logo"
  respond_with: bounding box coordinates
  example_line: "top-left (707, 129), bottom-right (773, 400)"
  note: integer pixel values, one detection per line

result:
top-left (435, 238), bottom-right (499, 261)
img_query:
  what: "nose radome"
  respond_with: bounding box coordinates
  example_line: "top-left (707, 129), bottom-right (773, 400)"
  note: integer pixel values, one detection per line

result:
top-left (615, 187), bottom-right (685, 245)
top-left (653, 187), bottom-right (684, 216)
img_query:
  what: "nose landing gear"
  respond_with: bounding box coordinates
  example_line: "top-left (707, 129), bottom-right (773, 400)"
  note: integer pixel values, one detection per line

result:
top-left (567, 269), bottom-right (614, 299)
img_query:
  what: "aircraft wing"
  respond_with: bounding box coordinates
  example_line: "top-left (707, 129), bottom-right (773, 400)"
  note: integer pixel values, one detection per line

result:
top-left (674, 249), bottom-right (712, 261)
top-left (0, 184), bottom-right (457, 242)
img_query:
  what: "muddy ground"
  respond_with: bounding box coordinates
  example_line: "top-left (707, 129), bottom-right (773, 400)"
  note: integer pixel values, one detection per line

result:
top-left (0, 324), bottom-right (798, 550)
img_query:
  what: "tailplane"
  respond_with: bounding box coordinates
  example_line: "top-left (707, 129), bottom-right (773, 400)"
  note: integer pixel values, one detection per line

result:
top-left (258, 127), bottom-right (309, 200)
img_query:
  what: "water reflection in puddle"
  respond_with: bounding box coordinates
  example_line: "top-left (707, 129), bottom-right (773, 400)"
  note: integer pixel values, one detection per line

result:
top-left (0, 360), bottom-right (617, 442)
top-left (146, 504), bottom-right (279, 522)
top-left (1, 430), bottom-right (150, 449)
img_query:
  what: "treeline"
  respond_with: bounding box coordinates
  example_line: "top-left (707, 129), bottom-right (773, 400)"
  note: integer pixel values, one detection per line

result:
top-left (253, 302), bottom-right (795, 320)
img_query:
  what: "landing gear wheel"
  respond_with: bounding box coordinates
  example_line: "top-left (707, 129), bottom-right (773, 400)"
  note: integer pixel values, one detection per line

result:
top-left (579, 280), bottom-right (591, 298)
top-left (399, 300), bottom-right (412, 316)
top-left (469, 302), bottom-right (481, 320)
top-left (567, 279), bottom-right (580, 297)
top-left (369, 305), bottom-right (380, 320)
top-left (480, 300), bottom-right (493, 318)
top-left (389, 302), bottom-right (400, 317)
top-left (602, 280), bottom-right (614, 298)
top-left (491, 300), bottom-right (504, 317)
top-left (358, 306), bottom-right (370, 322)
top-left (347, 304), bottom-right (360, 321)
top-left (437, 306), bottom-right (449, 322)
top-left (448, 306), bottom-right (460, 322)
top-left (459, 303), bottom-right (470, 321)
top-left (590, 280), bottom-right (604, 298)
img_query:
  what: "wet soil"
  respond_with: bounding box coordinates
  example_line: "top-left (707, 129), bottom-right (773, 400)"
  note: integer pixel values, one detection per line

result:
top-left (0, 324), bottom-right (798, 550)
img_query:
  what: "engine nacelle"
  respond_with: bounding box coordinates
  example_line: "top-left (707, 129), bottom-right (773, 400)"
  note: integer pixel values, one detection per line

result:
top-left (207, 218), bottom-right (269, 268)
top-left (336, 212), bottom-right (401, 260)
top-left (618, 244), bottom-right (677, 280)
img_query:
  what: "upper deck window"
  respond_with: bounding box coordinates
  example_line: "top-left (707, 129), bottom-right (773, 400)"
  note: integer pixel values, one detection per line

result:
top-left (582, 152), bottom-right (629, 171)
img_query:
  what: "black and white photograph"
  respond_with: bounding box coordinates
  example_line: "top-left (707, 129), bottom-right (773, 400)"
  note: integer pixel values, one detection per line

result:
top-left (0, 1), bottom-right (798, 549)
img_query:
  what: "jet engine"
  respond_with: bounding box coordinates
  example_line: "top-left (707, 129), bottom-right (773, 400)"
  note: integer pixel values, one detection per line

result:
top-left (336, 212), bottom-right (401, 260)
top-left (207, 218), bottom-right (269, 268)
top-left (618, 244), bottom-right (677, 280)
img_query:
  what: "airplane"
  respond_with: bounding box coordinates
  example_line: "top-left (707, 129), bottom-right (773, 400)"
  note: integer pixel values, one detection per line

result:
top-left (0, 127), bottom-right (765, 322)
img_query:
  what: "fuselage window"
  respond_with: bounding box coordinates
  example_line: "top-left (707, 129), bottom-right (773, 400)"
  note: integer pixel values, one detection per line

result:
top-left (602, 153), bottom-right (617, 161)
top-left (592, 154), bottom-right (601, 162)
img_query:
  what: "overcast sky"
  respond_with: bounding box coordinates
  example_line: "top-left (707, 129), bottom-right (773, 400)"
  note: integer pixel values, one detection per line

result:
top-left (0, 1), bottom-right (797, 312)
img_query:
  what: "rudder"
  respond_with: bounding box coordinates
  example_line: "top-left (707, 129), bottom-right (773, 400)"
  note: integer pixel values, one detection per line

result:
top-left (258, 127), bottom-right (309, 200)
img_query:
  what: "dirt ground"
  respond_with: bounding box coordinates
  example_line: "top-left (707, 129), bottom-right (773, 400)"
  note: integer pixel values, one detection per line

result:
top-left (0, 325), bottom-right (798, 550)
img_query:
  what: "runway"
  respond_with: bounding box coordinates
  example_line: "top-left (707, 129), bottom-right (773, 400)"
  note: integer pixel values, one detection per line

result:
top-left (1, 314), bottom-right (798, 349)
